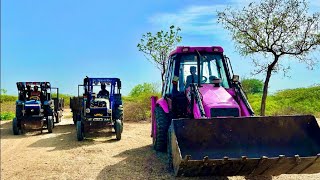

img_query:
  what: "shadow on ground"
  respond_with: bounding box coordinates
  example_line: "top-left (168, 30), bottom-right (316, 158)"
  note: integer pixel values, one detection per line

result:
top-left (27, 124), bottom-right (118, 151)
top-left (96, 145), bottom-right (272, 180)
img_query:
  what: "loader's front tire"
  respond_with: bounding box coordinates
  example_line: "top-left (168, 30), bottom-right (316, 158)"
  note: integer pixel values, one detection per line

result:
top-left (153, 106), bottom-right (170, 152)
top-left (167, 125), bottom-right (173, 171)
top-left (13, 118), bottom-right (21, 135)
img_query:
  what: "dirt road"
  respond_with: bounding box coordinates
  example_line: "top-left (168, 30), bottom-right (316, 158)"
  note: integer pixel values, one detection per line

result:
top-left (1, 111), bottom-right (320, 180)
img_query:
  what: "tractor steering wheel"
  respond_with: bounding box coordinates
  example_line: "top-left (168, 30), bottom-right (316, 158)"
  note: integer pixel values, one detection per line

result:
top-left (30, 96), bottom-right (40, 101)
top-left (201, 76), bottom-right (208, 83)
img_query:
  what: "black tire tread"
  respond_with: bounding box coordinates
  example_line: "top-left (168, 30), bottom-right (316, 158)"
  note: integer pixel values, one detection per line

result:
top-left (115, 119), bottom-right (122, 140)
top-left (153, 106), bottom-right (170, 152)
top-left (47, 117), bottom-right (53, 133)
top-left (77, 121), bottom-right (84, 141)
top-left (12, 118), bottom-right (20, 135)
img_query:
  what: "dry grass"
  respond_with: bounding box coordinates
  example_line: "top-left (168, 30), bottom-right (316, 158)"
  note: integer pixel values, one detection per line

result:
top-left (0, 101), bottom-right (15, 113)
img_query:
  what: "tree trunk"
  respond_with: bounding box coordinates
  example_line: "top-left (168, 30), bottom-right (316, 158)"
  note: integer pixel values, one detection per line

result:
top-left (260, 56), bottom-right (279, 116)
top-left (161, 70), bottom-right (165, 93)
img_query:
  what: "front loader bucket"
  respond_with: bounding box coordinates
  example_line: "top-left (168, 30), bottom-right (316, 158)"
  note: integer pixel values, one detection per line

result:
top-left (170, 115), bottom-right (320, 176)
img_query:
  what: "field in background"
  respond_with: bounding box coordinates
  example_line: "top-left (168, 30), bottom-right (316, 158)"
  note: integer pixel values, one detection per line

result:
top-left (1, 85), bottom-right (319, 120)
top-left (247, 85), bottom-right (320, 117)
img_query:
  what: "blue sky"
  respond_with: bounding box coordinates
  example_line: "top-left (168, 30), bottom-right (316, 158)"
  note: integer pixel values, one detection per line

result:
top-left (2, 0), bottom-right (320, 96)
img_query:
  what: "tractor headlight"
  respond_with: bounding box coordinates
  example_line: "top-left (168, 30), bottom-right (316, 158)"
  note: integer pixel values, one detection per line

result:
top-left (85, 108), bottom-right (90, 113)
top-left (40, 109), bottom-right (44, 113)
top-left (107, 109), bottom-right (112, 113)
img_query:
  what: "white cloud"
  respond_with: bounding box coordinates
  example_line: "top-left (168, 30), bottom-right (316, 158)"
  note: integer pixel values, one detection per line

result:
top-left (149, 5), bottom-right (226, 36)
top-left (149, 0), bottom-right (319, 36)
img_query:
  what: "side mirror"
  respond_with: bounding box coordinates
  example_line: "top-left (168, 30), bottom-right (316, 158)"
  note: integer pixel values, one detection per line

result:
top-left (232, 75), bottom-right (240, 82)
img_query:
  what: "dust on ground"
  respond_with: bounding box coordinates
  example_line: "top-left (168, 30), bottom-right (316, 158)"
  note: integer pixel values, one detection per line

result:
top-left (1, 110), bottom-right (319, 180)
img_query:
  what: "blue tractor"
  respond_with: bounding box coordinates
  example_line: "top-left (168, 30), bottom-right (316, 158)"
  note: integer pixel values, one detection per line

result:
top-left (72, 77), bottom-right (123, 141)
top-left (13, 82), bottom-right (63, 134)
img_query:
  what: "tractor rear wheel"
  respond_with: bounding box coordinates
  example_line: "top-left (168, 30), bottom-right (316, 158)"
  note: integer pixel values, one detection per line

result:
top-left (47, 116), bottom-right (53, 133)
top-left (77, 121), bottom-right (84, 141)
top-left (115, 119), bottom-right (122, 140)
top-left (153, 106), bottom-right (170, 152)
top-left (12, 118), bottom-right (20, 135)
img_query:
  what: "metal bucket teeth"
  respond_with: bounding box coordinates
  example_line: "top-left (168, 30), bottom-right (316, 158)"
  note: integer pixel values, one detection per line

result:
top-left (170, 115), bottom-right (320, 176)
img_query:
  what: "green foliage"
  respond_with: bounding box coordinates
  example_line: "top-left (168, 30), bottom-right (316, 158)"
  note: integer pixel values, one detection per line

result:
top-left (0, 94), bottom-right (17, 103)
top-left (241, 78), bottom-right (263, 94)
top-left (137, 25), bottom-right (182, 83)
top-left (0, 112), bottom-right (15, 121)
top-left (129, 83), bottom-right (159, 97)
top-left (1, 89), bottom-right (7, 95)
top-left (124, 83), bottom-right (161, 121)
top-left (247, 85), bottom-right (320, 117)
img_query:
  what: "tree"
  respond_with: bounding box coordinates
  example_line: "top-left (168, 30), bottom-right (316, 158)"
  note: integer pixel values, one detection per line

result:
top-left (241, 78), bottom-right (264, 94)
top-left (137, 25), bottom-right (182, 87)
top-left (218, 0), bottom-right (320, 115)
top-left (0, 89), bottom-right (7, 95)
top-left (129, 83), bottom-right (159, 97)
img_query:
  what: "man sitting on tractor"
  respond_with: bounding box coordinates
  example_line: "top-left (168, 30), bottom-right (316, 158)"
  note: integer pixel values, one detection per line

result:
top-left (185, 66), bottom-right (199, 88)
top-left (30, 86), bottom-right (41, 100)
top-left (97, 83), bottom-right (109, 99)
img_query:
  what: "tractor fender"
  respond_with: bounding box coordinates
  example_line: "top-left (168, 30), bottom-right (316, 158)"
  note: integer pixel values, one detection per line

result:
top-left (156, 98), bottom-right (169, 113)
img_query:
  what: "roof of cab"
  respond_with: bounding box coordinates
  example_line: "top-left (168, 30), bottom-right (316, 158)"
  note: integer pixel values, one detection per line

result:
top-left (169, 46), bottom-right (224, 56)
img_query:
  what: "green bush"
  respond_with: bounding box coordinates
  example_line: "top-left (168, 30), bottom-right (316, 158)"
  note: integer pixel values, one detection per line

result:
top-left (241, 78), bottom-right (264, 94)
top-left (0, 112), bottom-right (15, 121)
top-left (123, 83), bottom-right (160, 121)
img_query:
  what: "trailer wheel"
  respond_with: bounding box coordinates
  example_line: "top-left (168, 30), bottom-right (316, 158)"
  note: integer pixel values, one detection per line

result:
top-left (115, 119), bottom-right (122, 140)
top-left (55, 114), bottom-right (60, 123)
top-left (47, 116), bottom-right (53, 133)
top-left (77, 121), bottom-right (84, 141)
top-left (12, 118), bottom-right (20, 135)
top-left (153, 106), bottom-right (170, 152)
top-left (167, 125), bottom-right (173, 171)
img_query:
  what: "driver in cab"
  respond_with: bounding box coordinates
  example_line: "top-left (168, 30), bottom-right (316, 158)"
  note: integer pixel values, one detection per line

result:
top-left (185, 66), bottom-right (199, 88)
top-left (97, 83), bottom-right (109, 99)
top-left (30, 86), bottom-right (41, 97)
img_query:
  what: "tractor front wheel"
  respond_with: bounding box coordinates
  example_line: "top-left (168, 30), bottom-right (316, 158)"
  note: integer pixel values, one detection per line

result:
top-left (12, 118), bottom-right (20, 135)
top-left (153, 106), bottom-right (170, 152)
top-left (77, 121), bottom-right (84, 141)
top-left (115, 119), bottom-right (122, 140)
top-left (47, 116), bottom-right (53, 133)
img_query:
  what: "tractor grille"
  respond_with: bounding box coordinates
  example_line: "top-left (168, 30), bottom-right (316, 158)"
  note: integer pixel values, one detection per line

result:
top-left (210, 108), bottom-right (239, 117)
top-left (26, 109), bottom-right (40, 116)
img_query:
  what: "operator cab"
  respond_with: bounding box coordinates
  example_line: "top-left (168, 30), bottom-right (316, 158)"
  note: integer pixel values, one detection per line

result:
top-left (162, 46), bottom-right (233, 118)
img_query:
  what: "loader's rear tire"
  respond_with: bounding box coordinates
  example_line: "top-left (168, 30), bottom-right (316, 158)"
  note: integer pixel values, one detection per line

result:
top-left (13, 118), bottom-right (20, 135)
top-left (167, 125), bottom-right (173, 171)
top-left (47, 116), bottom-right (53, 133)
top-left (77, 121), bottom-right (84, 141)
top-left (153, 106), bottom-right (170, 152)
top-left (115, 119), bottom-right (122, 140)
